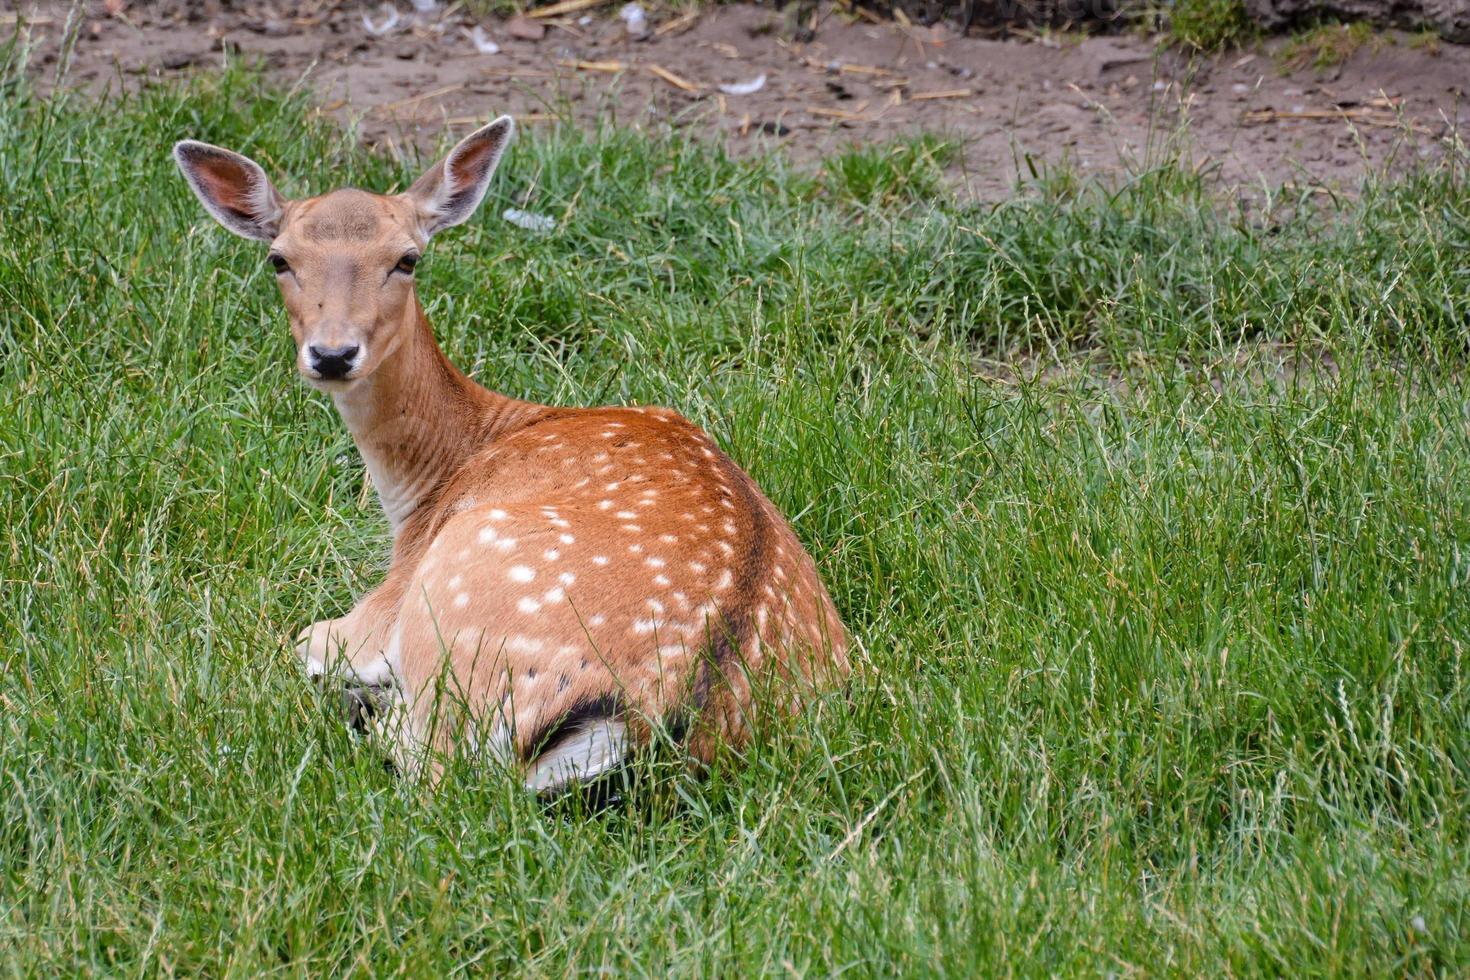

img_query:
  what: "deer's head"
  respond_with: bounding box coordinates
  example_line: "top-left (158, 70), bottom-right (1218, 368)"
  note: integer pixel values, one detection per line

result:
top-left (173, 117), bottom-right (514, 388)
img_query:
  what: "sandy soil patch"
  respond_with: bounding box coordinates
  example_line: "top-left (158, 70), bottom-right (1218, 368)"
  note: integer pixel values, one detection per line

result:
top-left (14, 1), bottom-right (1469, 197)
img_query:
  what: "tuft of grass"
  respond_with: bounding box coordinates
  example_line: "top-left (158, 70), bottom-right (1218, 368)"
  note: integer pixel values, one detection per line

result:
top-left (822, 134), bottom-right (959, 206)
top-left (1168, 0), bottom-right (1256, 51)
top-left (1407, 27), bottom-right (1443, 55)
top-left (1277, 20), bottom-right (1385, 72)
top-left (3, 55), bottom-right (1470, 975)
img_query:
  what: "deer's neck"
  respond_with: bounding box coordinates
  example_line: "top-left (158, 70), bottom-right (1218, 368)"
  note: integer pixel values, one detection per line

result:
top-left (331, 299), bottom-right (535, 535)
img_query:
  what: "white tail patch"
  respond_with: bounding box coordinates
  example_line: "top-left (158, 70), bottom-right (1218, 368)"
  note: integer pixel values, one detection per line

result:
top-left (524, 718), bottom-right (628, 793)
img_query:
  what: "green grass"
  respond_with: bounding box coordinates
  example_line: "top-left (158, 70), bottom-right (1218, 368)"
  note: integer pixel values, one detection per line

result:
top-left (3, 54), bottom-right (1470, 974)
top-left (1168, 0), bottom-right (1256, 51)
top-left (1277, 21), bottom-right (1385, 73)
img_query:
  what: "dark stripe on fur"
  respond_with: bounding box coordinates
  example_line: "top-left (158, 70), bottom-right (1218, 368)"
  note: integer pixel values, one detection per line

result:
top-left (521, 692), bottom-right (623, 763)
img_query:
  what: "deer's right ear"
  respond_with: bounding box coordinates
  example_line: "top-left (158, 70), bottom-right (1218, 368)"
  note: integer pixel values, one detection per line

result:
top-left (173, 141), bottom-right (286, 242)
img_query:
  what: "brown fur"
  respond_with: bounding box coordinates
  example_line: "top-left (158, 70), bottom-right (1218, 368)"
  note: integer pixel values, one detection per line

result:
top-left (174, 118), bottom-right (850, 787)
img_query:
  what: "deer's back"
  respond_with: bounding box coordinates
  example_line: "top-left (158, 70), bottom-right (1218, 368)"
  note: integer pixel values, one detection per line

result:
top-left (393, 406), bottom-right (849, 761)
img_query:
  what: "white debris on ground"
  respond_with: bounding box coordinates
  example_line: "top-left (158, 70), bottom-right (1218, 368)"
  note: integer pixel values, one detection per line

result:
top-left (362, 3), bottom-right (400, 36)
top-left (619, 2), bottom-right (649, 39)
top-left (466, 25), bottom-right (500, 54)
top-left (504, 209), bottom-right (557, 232)
top-left (719, 74), bottom-right (767, 96)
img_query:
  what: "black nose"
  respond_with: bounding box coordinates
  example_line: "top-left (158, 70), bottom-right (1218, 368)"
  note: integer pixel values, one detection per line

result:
top-left (308, 344), bottom-right (360, 380)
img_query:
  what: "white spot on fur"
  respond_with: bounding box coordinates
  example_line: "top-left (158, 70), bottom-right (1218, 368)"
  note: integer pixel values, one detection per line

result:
top-left (448, 574), bottom-right (463, 589)
top-left (646, 557), bottom-right (666, 568)
top-left (559, 533), bottom-right (575, 544)
top-left (593, 555), bottom-right (609, 566)
top-left (616, 510), bottom-right (637, 520)
top-left (544, 549), bottom-right (560, 561)
top-left (653, 574), bottom-right (671, 586)
top-left (518, 596), bottom-right (542, 614)
top-left (489, 508), bottom-right (508, 521)
top-left (454, 593), bottom-right (470, 608)
top-left (544, 586), bottom-right (565, 603)
top-left (559, 571), bottom-right (576, 586)
top-left (598, 499), bottom-right (613, 510)
top-left (479, 527), bottom-right (499, 544)
top-left (509, 565), bottom-right (535, 583)
top-left (716, 569), bottom-right (734, 590)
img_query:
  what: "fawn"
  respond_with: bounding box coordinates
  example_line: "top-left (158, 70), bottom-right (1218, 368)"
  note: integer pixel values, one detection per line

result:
top-left (174, 117), bottom-right (849, 791)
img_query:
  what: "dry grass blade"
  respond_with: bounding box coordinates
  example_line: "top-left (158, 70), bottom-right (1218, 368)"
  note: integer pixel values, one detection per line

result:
top-left (374, 82), bottom-right (468, 115)
top-left (528, 0), bottom-right (607, 19)
top-left (559, 60), bottom-right (627, 73)
top-left (909, 89), bottom-right (971, 101)
top-left (1241, 107), bottom-right (1431, 135)
top-left (808, 106), bottom-right (867, 121)
top-left (804, 59), bottom-right (901, 78)
top-left (655, 10), bottom-right (700, 37)
top-left (647, 64), bottom-right (700, 93)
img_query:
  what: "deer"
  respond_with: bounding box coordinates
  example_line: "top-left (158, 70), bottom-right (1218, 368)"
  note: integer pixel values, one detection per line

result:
top-left (173, 116), bottom-right (850, 792)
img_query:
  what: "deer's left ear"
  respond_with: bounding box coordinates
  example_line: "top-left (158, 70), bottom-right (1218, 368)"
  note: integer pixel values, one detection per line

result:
top-left (173, 141), bottom-right (287, 242)
top-left (405, 115), bottom-right (515, 238)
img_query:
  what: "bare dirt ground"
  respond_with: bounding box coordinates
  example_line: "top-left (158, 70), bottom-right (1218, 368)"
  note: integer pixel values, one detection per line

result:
top-left (13, 1), bottom-right (1470, 197)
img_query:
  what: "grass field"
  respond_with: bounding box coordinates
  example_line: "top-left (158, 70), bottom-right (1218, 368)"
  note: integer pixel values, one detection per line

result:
top-left (3, 51), bottom-right (1470, 975)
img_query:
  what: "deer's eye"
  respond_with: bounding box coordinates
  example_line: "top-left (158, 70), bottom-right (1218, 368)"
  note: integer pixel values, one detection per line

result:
top-left (268, 253), bottom-right (290, 275)
top-left (394, 252), bottom-right (419, 276)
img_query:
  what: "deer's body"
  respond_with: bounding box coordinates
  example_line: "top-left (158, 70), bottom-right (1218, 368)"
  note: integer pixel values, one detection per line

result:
top-left (175, 117), bottom-right (848, 790)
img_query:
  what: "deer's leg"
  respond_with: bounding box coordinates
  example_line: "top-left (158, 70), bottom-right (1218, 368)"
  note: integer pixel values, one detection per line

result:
top-left (294, 580), bottom-right (406, 687)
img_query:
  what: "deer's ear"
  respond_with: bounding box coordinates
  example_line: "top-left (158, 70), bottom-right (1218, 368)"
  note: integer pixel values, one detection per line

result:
top-left (173, 141), bottom-right (286, 242)
top-left (406, 116), bottom-right (514, 238)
